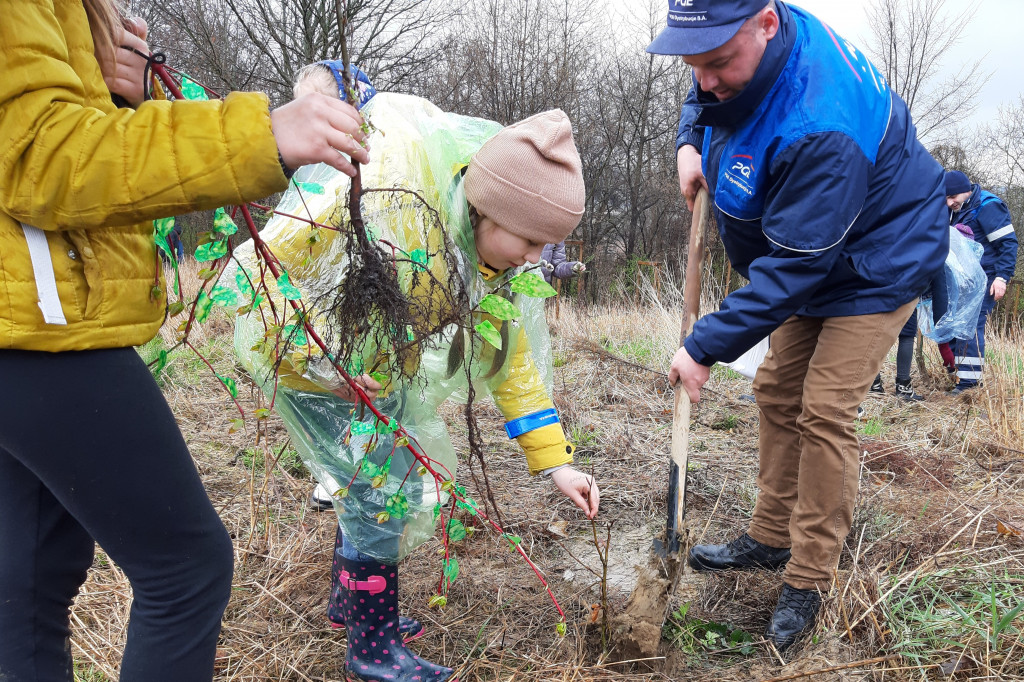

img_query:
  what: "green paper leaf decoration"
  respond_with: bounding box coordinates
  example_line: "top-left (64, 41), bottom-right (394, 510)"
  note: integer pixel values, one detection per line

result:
top-left (474, 320), bottom-right (501, 349)
top-left (218, 374), bottom-right (238, 399)
top-left (375, 417), bottom-right (399, 434)
top-left (365, 222), bottom-right (382, 240)
top-left (456, 497), bottom-right (480, 516)
top-left (194, 239), bottom-right (227, 263)
top-left (478, 294), bottom-right (521, 320)
top-left (154, 216), bottom-right (175, 238)
top-left (212, 207), bottom-right (238, 236)
top-left (276, 272), bottom-right (302, 301)
top-left (195, 289), bottom-right (213, 322)
top-left (235, 267), bottom-right (255, 298)
top-left (152, 349), bottom-right (168, 376)
top-left (445, 519), bottom-right (467, 542)
top-left (179, 75), bottom-right (209, 101)
top-left (292, 180), bottom-right (325, 194)
top-left (408, 248), bottom-right (430, 270)
top-left (386, 492), bottom-right (409, 519)
top-left (433, 503), bottom-right (442, 521)
top-left (351, 420), bottom-right (376, 435)
top-left (501, 533), bottom-right (522, 551)
top-left (369, 371), bottom-right (388, 386)
top-left (443, 555), bottom-right (459, 585)
top-left (210, 285), bottom-right (237, 307)
top-left (283, 323), bottom-right (307, 347)
top-left (510, 271), bottom-right (557, 298)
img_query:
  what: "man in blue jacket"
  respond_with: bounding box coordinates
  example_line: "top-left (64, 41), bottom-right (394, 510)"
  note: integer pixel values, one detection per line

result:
top-left (944, 170), bottom-right (1018, 392)
top-left (650, 0), bottom-right (948, 650)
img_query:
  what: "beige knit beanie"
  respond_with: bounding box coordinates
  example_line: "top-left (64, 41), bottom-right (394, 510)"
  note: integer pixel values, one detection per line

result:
top-left (464, 109), bottom-right (585, 244)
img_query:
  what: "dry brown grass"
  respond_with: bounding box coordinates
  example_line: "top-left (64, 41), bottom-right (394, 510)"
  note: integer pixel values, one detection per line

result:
top-left (70, 266), bottom-right (1024, 681)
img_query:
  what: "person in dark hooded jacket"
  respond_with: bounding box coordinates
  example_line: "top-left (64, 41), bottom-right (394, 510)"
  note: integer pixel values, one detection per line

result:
top-left (944, 170), bottom-right (1018, 392)
top-left (649, 0), bottom-right (948, 650)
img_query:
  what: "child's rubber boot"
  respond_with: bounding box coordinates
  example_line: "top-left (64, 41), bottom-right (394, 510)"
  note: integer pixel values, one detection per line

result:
top-left (328, 527), bottom-right (423, 642)
top-left (337, 556), bottom-right (455, 682)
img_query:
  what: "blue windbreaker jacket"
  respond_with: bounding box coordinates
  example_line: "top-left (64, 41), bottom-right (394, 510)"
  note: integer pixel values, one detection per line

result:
top-left (949, 185), bottom-right (1018, 282)
top-left (676, 1), bottom-right (948, 366)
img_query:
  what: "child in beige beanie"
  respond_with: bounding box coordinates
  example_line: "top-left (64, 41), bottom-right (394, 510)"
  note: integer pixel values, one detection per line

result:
top-left (238, 63), bottom-right (598, 682)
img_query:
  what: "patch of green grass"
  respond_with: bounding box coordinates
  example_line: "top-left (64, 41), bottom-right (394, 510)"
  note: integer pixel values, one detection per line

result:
top-left (711, 365), bottom-right (744, 381)
top-left (74, 663), bottom-right (109, 682)
top-left (883, 564), bottom-right (1024, 669)
top-left (241, 444), bottom-right (308, 477)
top-left (552, 352), bottom-right (569, 368)
top-left (710, 414), bottom-right (739, 431)
top-left (857, 417), bottom-right (886, 436)
top-left (603, 336), bottom-right (661, 367)
top-left (567, 424), bottom-right (599, 448)
top-left (664, 602), bottom-right (756, 659)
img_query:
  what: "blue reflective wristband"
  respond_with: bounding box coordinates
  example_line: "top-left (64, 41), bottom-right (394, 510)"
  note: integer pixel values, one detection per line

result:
top-left (504, 408), bottom-right (559, 439)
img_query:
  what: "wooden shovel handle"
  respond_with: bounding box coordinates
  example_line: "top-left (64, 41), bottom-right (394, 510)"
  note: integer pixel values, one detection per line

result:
top-left (667, 187), bottom-right (709, 553)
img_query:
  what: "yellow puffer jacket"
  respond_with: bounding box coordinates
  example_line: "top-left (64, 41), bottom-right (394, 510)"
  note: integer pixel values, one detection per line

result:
top-left (0, 0), bottom-right (287, 350)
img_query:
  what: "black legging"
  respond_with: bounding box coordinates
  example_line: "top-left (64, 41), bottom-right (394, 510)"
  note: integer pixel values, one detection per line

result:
top-left (0, 348), bottom-right (233, 681)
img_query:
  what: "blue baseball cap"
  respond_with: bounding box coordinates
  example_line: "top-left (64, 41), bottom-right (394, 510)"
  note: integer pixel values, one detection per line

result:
top-left (647, 0), bottom-right (770, 56)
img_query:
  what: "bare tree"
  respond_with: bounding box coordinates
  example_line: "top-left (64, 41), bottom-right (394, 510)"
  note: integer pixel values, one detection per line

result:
top-left (866, 0), bottom-right (989, 142)
top-left (149, 0), bottom-right (459, 103)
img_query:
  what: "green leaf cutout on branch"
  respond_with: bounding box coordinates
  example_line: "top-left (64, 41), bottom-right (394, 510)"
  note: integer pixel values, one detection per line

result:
top-left (217, 374), bottom-right (238, 399)
top-left (386, 492), bottom-right (409, 519)
top-left (179, 75), bottom-right (209, 101)
top-left (509, 271), bottom-right (558, 298)
top-left (151, 349), bottom-right (168, 377)
top-left (350, 420), bottom-right (376, 435)
top-left (276, 272), bottom-right (303, 301)
top-left (443, 555), bottom-right (459, 585)
top-left (195, 289), bottom-right (213, 322)
top-left (478, 294), bottom-right (521, 320)
top-left (194, 238), bottom-right (227, 263)
top-left (282, 323), bottom-right (307, 347)
top-left (408, 248), bottom-right (431, 270)
top-left (474, 320), bottom-right (502, 349)
top-left (235, 267), bottom-right (255, 299)
top-left (292, 180), bottom-right (325, 195)
top-left (445, 519), bottom-right (467, 542)
top-left (210, 285), bottom-right (238, 307)
top-left (212, 207), bottom-right (238, 236)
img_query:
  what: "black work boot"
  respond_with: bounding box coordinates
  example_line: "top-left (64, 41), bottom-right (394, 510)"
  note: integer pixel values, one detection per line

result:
top-left (338, 555), bottom-right (454, 682)
top-left (894, 379), bottom-right (924, 402)
top-left (868, 375), bottom-right (885, 395)
top-left (327, 526), bottom-right (423, 642)
top-left (766, 583), bottom-right (822, 650)
top-left (688, 533), bottom-right (791, 572)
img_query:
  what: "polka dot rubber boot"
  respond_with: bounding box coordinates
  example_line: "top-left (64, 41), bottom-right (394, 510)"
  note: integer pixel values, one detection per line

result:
top-left (337, 555), bottom-right (455, 682)
top-left (328, 527), bottom-right (423, 641)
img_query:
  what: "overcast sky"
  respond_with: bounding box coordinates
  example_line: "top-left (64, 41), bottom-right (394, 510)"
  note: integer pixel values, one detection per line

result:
top-left (631, 0), bottom-right (1023, 132)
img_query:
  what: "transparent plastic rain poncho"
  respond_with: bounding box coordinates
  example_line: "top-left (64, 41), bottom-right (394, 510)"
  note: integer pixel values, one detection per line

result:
top-left (230, 93), bottom-right (555, 562)
top-left (918, 226), bottom-right (987, 343)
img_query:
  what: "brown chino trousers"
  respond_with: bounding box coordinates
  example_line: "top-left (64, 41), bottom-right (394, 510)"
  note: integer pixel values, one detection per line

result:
top-left (749, 299), bottom-right (917, 591)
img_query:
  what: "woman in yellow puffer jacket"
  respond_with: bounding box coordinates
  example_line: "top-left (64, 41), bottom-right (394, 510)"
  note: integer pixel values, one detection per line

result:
top-left (0, 2), bottom-right (373, 680)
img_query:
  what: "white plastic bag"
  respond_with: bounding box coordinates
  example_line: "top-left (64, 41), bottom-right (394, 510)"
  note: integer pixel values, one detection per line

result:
top-left (723, 336), bottom-right (770, 380)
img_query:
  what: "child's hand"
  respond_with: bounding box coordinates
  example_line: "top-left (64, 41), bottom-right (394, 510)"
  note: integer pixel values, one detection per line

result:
top-left (330, 374), bottom-right (382, 403)
top-left (550, 467), bottom-right (599, 519)
top-left (99, 19), bottom-right (151, 107)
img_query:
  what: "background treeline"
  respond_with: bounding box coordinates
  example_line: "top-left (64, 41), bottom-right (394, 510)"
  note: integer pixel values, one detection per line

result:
top-left (133, 0), bottom-right (1024, 307)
